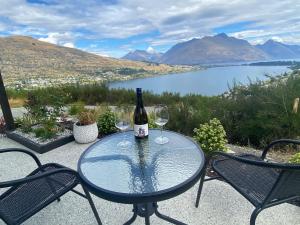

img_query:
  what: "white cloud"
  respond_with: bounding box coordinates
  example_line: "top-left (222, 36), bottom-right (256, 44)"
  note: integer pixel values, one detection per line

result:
top-left (79, 47), bottom-right (123, 58)
top-left (63, 42), bottom-right (74, 48)
top-left (38, 32), bottom-right (76, 47)
top-left (91, 52), bottom-right (110, 57)
top-left (230, 30), bottom-right (268, 39)
top-left (271, 36), bottom-right (283, 42)
top-left (146, 46), bottom-right (155, 53)
top-left (249, 39), bottom-right (264, 45)
top-left (0, 0), bottom-right (300, 50)
top-left (39, 33), bottom-right (58, 44)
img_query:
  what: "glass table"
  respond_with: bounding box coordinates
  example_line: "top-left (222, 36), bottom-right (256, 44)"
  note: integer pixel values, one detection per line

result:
top-left (78, 129), bottom-right (205, 225)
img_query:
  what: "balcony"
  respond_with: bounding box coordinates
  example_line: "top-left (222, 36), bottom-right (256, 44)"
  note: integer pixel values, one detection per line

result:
top-left (1, 136), bottom-right (299, 225)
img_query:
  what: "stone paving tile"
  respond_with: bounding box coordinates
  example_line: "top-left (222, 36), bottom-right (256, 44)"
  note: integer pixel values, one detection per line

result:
top-left (1, 137), bottom-right (300, 225)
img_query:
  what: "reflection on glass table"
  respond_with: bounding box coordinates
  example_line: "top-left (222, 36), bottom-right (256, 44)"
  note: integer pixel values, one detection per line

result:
top-left (78, 129), bottom-right (205, 225)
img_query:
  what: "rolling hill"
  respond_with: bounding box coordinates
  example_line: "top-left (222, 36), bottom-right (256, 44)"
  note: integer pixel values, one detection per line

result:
top-left (0, 36), bottom-right (189, 87)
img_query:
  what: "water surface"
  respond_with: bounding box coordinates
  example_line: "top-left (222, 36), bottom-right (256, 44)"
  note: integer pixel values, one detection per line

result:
top-left (109, 66), bottom-right (291, 96)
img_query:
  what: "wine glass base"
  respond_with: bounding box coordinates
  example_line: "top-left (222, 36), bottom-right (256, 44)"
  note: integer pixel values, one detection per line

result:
top-left (117, 140), bottom-right (132, 148)
top-left (155, 136), bottom-right (169, 145)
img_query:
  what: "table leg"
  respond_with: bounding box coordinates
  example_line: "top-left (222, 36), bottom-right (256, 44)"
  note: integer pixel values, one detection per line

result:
top-left (154, 203), bottom-right (187, 225)
top-left (124, 202), bottom-right (188, 225)
top-left (145, 216), bottom-right (150, 225)
top-left (144, 203), bottom-right (151, 225)
top-left (124, 205), bottom-right (138, 225)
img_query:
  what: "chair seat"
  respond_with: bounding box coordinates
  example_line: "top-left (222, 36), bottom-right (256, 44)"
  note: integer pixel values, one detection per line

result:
top-left (213, 154), bottom-right (280, 206)
top-left (0, 163), bottom-right (78, 225)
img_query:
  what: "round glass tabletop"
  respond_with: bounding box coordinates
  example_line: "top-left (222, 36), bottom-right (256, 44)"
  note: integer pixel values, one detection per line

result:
top-left (78, 129), bottom-right (205, 203)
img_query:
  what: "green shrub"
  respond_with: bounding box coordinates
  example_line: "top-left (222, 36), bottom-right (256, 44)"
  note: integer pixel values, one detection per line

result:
top-left (289, 152), bottom-right (300, 164)
top-left (25, 91), bottom-right (65, 122)
top-left (33, 127), bottom-right (57, 140)
top-left (33, 119), bottom-right (58, 140)
top-left (148, 112), bottom-right (159, 129)
top-left (69, 102), bottom-right (85, 115)
top-left (193, 118), bottom-right (228, 155)
top-left (18, 114), bottom-right (36, 133)
top-left (97, 109), bottom-right (117, 134)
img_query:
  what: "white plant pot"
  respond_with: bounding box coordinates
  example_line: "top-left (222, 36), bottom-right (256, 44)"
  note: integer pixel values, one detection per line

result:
top-left (73, 122), bottom-right (98, 144)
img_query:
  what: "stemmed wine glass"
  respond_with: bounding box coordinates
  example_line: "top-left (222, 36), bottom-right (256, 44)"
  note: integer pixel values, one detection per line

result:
top-left (154, 104), bottom-right (169, 144)
top-left (115, 107), bottom-right (131, 148)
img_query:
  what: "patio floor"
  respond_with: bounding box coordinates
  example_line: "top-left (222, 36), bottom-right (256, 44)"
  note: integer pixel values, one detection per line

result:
top-left (1, 137), bottom-right (300, 225)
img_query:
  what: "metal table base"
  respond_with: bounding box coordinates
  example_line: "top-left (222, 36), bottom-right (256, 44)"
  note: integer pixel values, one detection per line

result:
top-left (124, 202), bottom-right (187, 225)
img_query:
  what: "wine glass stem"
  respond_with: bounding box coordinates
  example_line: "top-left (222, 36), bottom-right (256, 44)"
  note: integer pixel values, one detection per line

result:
top-left (160, 125), bottom-right (163, 138)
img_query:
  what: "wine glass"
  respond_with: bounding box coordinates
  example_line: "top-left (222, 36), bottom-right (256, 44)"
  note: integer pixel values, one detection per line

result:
top-left (115, 107), bottom-right (132, 148)
top-left (154, 105), bottom-right (169, 144)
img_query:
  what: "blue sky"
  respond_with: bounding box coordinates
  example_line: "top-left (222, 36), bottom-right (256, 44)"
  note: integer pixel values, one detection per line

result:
top-left (0, 0), bottom-right (299, 58)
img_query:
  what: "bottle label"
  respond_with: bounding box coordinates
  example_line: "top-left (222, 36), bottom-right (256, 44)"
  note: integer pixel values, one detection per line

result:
top-left (134, 124), bottom-right (148, 137)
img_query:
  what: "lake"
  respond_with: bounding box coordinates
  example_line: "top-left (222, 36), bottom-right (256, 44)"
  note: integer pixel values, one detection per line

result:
top-left (109, 66), bottom-right (291, 96)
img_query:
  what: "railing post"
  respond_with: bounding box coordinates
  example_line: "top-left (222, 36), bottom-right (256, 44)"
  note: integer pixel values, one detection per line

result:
top-left (0, 70), bottom-right (15, 130)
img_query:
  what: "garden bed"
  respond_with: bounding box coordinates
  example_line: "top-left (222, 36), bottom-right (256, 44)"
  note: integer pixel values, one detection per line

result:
top-left (6, 128), bottom-right (74, 154)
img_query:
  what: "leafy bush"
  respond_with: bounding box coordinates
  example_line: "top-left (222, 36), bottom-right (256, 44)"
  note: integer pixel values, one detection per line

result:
top-left (17, 114), bottom-right (36, 133)
top-left (289, 152), bottom-right (300, 164)
top-left (25, 90), bottom-right (65, 123)
top-left (25, 92), bottom-right (47, 122)
top-left (33, 119), bottom-right (60, 140)
top-left (97, 109), bottom-right (117, 134)
top-left (193, 118), bottom-right (228, 155)
top-left (77, 109), bottom-right (98, 126)
top-left (33, 127), bottom-right (56, 140)
top-left (17, 90), bottom-right (65, 139)
top-left (69, 102), bottom-right (85, 115)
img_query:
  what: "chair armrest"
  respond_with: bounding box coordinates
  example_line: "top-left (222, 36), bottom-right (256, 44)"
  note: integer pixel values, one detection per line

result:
top-left (0, 167), bottom-right (78, 188)
top-left (0, 148), bottom-right (42, 168)
top-left (261, 139), bottom-right (300, 160)
top-left (212, 151), bottom-right (300, 170)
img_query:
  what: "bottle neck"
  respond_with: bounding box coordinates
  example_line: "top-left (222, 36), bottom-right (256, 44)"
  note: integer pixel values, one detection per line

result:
top-left (136, 93), bottom-right (144, 107)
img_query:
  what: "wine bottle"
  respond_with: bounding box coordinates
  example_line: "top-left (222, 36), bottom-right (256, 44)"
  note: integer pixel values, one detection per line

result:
top-left (134, 88), bottom-right (148, 138)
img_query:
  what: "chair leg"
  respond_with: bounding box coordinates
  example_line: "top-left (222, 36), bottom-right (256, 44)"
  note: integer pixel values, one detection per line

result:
top-left (250, 208), bottom-right (262, 225)
top-left (195, 169), bottom-right (206, 208)
top-left (82, 185), bottom-right (103, 225)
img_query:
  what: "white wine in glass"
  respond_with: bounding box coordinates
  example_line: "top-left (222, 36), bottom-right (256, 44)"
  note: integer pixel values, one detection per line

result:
top-left (154, 105), bottom-right (169, 144)
top-left (115, 107), bottom-right (132, 148)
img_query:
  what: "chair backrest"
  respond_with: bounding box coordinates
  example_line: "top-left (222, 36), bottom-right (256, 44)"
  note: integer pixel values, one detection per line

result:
top-left (264, 168), bottom-right (300, 205)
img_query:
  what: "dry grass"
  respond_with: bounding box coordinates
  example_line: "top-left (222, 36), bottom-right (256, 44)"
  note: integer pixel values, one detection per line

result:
top-left (229, 144), bottom-right (298, 163)
top-left (9, 98), bottom-right (26, 108)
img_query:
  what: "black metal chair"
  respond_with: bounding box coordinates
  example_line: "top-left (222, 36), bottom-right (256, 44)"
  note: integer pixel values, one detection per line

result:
top-left (0, 148), bottom-right (102, 225)
top-left (195, 139), bottom-right (300, 225)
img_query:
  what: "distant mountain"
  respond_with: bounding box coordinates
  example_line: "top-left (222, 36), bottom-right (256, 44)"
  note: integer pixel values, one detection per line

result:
top-left (0, 36), bottom-right (187, 87)
top-left (122, 50), bottom-right (162, 63)
top-left (159, 33), bottom-right (269, 65)
top-left (123, 34), bottom-right (300, 65)
top-left (256, 40), bottom-right (300, 59)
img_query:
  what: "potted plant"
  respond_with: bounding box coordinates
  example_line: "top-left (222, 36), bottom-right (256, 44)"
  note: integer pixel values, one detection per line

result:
top-left (73, 109), bottom-right (98, 143)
